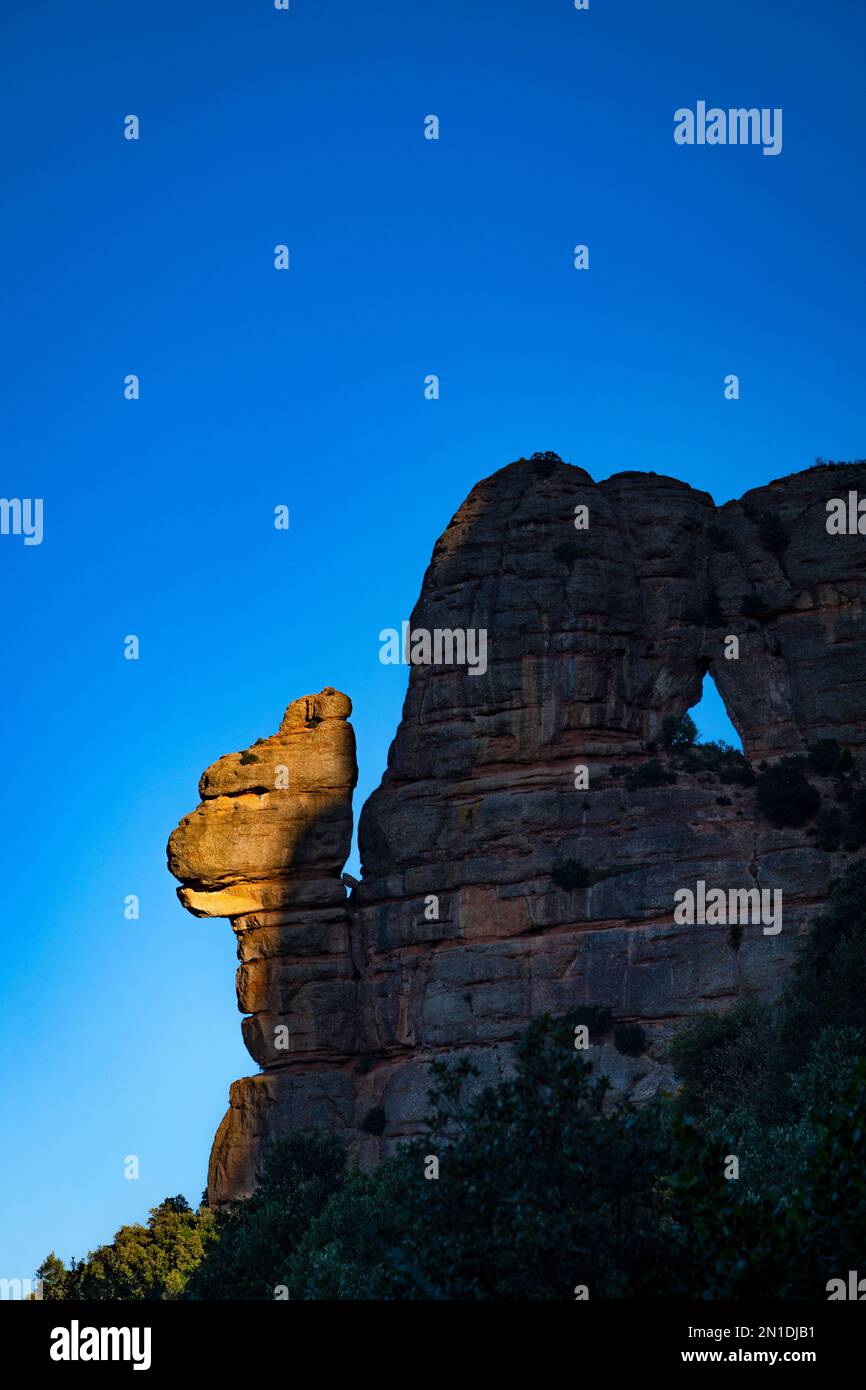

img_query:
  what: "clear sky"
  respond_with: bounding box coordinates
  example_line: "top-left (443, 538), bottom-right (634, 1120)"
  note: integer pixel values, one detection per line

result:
top-left (2, 0), bottom-right (864, 1286)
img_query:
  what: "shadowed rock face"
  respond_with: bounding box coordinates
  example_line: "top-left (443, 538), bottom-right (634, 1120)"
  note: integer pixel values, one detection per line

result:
top-left (167, 454), bottom-right (866, 1205)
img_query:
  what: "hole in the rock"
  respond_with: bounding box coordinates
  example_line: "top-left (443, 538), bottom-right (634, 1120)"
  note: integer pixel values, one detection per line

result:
top-left (689, 672), bottom-right (743, 750)
top-left (344, 804), bottom-right (363, 883)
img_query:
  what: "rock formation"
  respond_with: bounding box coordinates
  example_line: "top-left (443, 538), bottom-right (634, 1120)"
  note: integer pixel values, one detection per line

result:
top-left (167, 688), bottom-right (358, 1199)
top-left (168, 453), bottom-right (866, 1205)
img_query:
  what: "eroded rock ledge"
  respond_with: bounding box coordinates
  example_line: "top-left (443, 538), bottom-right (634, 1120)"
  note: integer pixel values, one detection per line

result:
top-left (167, 455), bottom-right (866, 1204)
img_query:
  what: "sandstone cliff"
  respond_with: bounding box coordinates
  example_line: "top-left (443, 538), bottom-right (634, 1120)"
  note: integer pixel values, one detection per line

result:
top-left (168, 454), bottom-right (866, 1205)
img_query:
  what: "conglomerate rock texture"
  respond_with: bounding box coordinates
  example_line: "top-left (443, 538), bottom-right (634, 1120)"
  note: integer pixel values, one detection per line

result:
top-left (168, 454), bottom-right (866, 1204)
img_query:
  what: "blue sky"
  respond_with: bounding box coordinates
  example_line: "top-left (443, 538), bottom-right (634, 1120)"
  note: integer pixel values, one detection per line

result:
top-left (2, 0), bottom-right (864, 1284)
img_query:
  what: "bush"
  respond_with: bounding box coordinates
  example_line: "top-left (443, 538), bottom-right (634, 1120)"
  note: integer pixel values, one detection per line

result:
top-left (778, 860), bottom-right (866, 1072)
top-left (661, 1064), bottom-right (866, 1299)
top-left (187, 1130), bottom-right (346, 1300)
top-left (718, 757), bottom-right (754, 788)
top-left (847, 789), bottom-right (866, 845)
top-left (670, 862), bottom-right (866, 1210)
top-left (378, 1015), bottom-right (672, 1299)
top-left (361, 1107), bottom-right (387, 1136)
top-left (678, 749), bottom-right (704, 774)
top-left (669, 999), bottom-right (782, 1125)
top-left (807, 739), bottom-right (854, 776)
top-left (701, 740), bottom-right (734, 758)
top-left (613, 1022), bottom-right (646, 1056)
top-left (285, 1162), bottom-right (403, 1299)
top-left (662, 713), bottom-right (697, 748)
top-left (239, 750), bottom-right (259, 765)
top-left (625, 758), bottom-right (677, 790)
top-left (552, 859), bottom-right (593, 890)
top-left (672, 739), bottom-right (752, 786)
top-left (530, 450), bottom-right (562, 477)
top-left (570, 1005), bottom-right (613, 1041)
top-left (750, 508), bottom-right (791, 557)
top-left (815, 807), bottom-right (844, 851)
top-left (37, 1197), bottom-right (217, 1301)
top-left (756, 758), bottom-right (820, 826)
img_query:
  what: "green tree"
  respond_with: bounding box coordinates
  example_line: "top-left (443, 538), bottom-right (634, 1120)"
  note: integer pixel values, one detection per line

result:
top-left (662, 712), bottom-right (697, 748)
top-left (186, 1130), bottom-right (345, 1299)
top-left (668, 862), bottom-right (866, 1205)
top-left (756, 757), bottom-right (820, 826)
top-left (285, 1160), bottom-right (404, 1299)
top-left (779, 859), bottom-right (866, 1069)
top-left (37, 1197), bottom-right (216, 1301)
top-left (379, 1015), bottom-right (672, 1300)
top-left (35, 1252), bottom-right (68, 1300)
